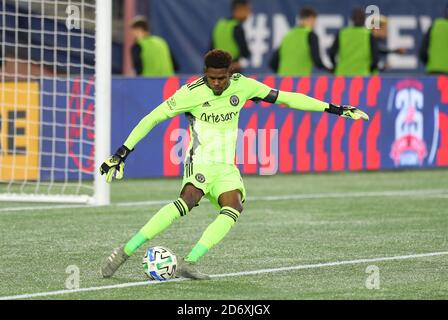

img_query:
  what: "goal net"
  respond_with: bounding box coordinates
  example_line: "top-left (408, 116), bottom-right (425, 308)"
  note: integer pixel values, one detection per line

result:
top-left (0, 0), bottom-right (110, 205)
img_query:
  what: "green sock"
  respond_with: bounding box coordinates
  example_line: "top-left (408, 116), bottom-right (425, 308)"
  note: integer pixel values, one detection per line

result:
top-left (185, 206), bottom-right (240, 263)
top-left (123, 198), bottom-right (188, 256)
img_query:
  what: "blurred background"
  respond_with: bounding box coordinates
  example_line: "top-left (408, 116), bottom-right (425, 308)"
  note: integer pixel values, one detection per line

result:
top-left (2, 0), bottom-right (448, 76)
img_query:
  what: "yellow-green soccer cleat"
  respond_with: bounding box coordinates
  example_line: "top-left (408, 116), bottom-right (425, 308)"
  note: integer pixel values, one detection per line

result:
top-left (176, 259), bottom-right (211, 280)
top-left (100, 245), bottom-right (129, 278)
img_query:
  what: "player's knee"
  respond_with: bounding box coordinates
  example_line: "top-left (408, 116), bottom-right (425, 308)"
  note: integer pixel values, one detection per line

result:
top-left (180, 184), bottom-right (204, 211)
top-left (180, 195), bottom-right (197, 211)
top-left (223, 201), bottom-right (243, 214)
top-left (218, 190), bottom-right (244, 213)
top-left (232, 202), bottom-right (244, 213)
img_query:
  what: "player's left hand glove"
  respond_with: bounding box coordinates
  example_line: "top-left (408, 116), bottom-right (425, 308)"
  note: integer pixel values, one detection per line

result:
top-left (325, 104), bottom-right (369, 121)
top-left (99, 145), bottom-right (133, 183)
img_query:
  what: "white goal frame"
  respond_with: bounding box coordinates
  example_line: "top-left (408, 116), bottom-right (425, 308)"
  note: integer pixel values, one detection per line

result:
top-left (0, 0), bottom-right (111, 205)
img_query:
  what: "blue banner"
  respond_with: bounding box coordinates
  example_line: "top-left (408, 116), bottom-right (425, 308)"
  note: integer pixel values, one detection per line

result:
top-left (40, 75), bottom-right (448, 180)
top-left (111, 75), bottom-right (448, 178)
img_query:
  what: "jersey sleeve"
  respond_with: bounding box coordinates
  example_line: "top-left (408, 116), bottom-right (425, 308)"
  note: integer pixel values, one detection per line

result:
top-left (123, 85), bottom-right (196, 149)
top-left (159, 85), bottom-right (197, 117)
top-left (123, 103), bottom-right (170, 149)
top-left (239, 74), bottom-right (274, 101)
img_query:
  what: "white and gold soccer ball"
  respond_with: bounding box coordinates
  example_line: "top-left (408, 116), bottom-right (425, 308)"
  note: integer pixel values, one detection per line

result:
top-left (142, 246), bottom-right (177, 281)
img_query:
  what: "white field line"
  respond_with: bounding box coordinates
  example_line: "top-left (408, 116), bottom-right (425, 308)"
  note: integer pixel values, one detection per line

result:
top-left (0, 188), bottom-right (447, 213)
top-left (1, 250), bottom-right (447, 300)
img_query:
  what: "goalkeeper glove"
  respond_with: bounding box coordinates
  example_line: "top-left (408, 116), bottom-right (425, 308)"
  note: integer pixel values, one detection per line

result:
top-left (99, 145), bottom-right (133, 183)
top-left (325, 104), bottom-right (369, 121)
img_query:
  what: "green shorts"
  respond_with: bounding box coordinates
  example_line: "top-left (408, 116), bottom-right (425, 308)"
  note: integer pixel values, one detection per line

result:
top-left (181, 163), bottom-right (246, 210)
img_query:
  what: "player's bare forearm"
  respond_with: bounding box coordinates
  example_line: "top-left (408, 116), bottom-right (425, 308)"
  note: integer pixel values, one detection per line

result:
top-left (123, 105), bottom-right (171, 150)
top-left (276, 90), bottom-right (369, 121)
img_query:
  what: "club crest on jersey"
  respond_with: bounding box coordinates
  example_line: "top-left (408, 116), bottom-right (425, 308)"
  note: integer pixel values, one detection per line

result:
top-left (195, 173), bottom-right (206, 183)
top-left (230, 95), bottom-right (239, 106)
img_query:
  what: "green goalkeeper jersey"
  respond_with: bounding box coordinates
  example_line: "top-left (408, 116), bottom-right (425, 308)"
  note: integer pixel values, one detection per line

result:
top-left (123, 73), bottom-right (330, 165)
top-left (164, 74), bottom-right (272, 164)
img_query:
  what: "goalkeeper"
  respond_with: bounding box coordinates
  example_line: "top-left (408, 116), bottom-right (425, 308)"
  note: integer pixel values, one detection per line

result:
top-left (100, 49), bottom-right (369, 280)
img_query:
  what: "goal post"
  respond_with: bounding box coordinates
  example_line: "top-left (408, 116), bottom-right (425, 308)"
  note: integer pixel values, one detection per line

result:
top-left (0, 0), bottom-right (111, 205)
top-left (94, 0), bottom-right (111, 205)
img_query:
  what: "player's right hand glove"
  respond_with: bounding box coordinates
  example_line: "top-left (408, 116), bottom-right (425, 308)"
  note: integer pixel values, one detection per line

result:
top-left (325, 104), bottom-right (370, 121)
top-left (99, 145), bottom-right (133, 183)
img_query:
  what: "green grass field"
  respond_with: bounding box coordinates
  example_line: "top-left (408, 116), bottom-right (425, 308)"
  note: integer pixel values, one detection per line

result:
top-left (0, 169), bottom-right (447, 300)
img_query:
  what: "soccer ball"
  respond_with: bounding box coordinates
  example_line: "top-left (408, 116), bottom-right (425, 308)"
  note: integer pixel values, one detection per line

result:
top-left (142, 246), bottom-right (177, 281)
